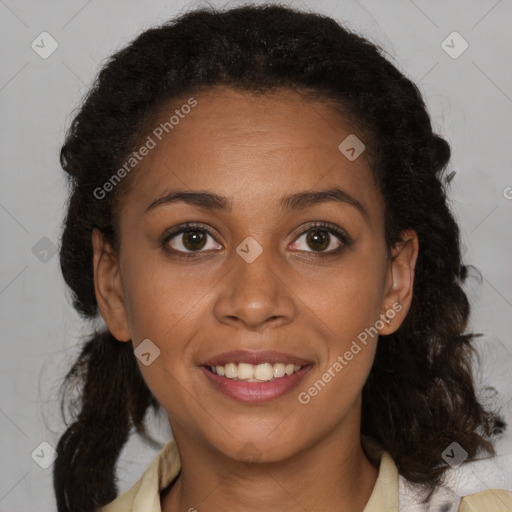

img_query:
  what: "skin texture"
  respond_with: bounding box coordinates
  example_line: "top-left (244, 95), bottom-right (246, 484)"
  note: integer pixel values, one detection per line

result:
top-left (92, 86), bottom-right (418, 512)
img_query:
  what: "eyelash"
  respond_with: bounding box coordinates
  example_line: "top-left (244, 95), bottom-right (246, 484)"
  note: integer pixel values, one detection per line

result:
top-left (161, 221), bottom-right (352, 260)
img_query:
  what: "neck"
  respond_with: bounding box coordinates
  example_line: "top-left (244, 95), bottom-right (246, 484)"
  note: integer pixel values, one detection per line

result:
top-left (162, 411), bottom-right (379, 512)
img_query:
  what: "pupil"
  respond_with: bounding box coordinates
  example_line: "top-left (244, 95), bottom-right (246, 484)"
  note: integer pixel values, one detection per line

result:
top-left (183, 229), bottom-right (206, 250)
top-left (307, 229), bottom-right (328, 251)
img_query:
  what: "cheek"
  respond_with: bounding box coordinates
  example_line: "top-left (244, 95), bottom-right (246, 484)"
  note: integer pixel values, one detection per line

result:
top-left (298, 250), bottom-right (387, 339)
top-left (293, 256), bottom-right (385, 420)
top-left (119, 243), bottom-right (209, 342)
top-left (293, 246), bottom-right (386, 407)
top-left (120, 259), bottom-right (199, 411)
top-left (118, 251), bottom-right (220, 406)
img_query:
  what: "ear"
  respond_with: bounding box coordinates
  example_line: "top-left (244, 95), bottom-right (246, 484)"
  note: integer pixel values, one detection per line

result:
top-left (91, 228), bottom-right (131, 342)
top-left (378, 229), bottom-right (419, 335)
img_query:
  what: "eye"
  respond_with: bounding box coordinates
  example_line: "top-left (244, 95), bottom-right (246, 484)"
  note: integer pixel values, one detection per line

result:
top-left (290, 221), bottom-right (350, 255)
top-left (162, 223), bottom-right (222, 257)
top-left (161, 221), bottom-right (351, 260)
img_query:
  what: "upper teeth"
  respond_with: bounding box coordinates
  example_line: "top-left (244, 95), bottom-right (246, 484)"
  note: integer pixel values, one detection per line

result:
top-left (210, 362), bottom-right (302, 382)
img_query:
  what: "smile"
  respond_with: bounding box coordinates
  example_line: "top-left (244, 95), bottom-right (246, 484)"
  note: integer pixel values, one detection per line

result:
top-left (201, 365), bottom-right (311, 403)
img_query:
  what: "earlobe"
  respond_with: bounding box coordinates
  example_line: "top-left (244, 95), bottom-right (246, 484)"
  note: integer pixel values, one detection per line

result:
top-left (91, 228), bottom-right (131, 342)
top-left (379, 230), bottom-right (419, 335)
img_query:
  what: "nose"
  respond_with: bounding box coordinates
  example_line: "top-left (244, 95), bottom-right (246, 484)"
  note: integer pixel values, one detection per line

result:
top-left (213, 241), bottom-right (296, 331)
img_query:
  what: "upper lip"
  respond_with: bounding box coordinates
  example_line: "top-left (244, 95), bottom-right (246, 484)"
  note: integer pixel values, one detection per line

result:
top-left (201, 350), bottom-right (312, 367)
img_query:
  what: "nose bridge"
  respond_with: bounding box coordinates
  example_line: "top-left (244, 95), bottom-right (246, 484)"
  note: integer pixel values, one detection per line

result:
top-left (236, 235), bottom-right (277, 293)
top-left (213, 233), bottom-right (295, 328)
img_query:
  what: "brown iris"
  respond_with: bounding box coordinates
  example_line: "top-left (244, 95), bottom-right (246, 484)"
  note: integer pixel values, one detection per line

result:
top-left (306, 229), bottom-right (329, 251)
top-left (182, 229), bottom-right (207, 251)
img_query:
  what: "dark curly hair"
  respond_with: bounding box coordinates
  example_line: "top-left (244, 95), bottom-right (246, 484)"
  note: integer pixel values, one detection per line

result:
top-left (54, 3), bottom-right (503, 511)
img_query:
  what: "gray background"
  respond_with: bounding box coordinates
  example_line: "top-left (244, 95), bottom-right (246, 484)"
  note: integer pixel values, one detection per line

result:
top-left (1, 0), bottom-right (511, 510)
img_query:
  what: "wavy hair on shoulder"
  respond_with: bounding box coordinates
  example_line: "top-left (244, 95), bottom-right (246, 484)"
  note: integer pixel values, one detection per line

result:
top-left (54, 4), bottom-right (503, 511)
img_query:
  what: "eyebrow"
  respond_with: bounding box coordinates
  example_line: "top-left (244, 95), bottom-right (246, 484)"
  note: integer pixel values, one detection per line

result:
top-left (145, 187), bottom-right (368, 218)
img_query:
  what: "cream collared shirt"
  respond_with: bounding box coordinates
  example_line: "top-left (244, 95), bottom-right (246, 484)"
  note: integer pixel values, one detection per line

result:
top-left (99, 438), bottom-right (512, 512)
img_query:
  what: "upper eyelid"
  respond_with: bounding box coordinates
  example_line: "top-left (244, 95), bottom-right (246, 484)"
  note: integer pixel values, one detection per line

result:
top-left (295, 221), bottom-right (347, 237)
top-left (164, 222), bottom-right (220, 241)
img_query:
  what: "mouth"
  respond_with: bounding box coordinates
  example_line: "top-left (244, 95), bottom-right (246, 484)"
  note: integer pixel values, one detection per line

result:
top-left (199, 350), bottom-right (313, 403)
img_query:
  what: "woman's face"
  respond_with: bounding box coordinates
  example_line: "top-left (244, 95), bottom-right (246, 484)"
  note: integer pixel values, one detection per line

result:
top-left (93, 86), bottom-right (417, 462)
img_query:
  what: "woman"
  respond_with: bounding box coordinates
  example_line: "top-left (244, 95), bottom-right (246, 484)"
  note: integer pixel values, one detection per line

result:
top-left (53, 4), bottom-right (512, 511)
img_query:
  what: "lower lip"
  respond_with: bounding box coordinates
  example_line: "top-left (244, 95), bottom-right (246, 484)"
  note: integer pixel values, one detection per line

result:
top-left (200, 366), bottom-right (312, 403)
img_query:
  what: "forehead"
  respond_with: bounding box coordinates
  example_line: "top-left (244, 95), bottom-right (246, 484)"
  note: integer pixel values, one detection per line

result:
top-left (119, 86), bottom-right (382, 220)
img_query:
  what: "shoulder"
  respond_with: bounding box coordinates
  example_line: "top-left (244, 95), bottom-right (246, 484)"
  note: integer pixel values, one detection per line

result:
top-left (396, 457), bottom-right (512, 512)
top-left (458, 488), bottom-right (512, 511)
top-left (99, 438), bottom-right (181, 512)
top-left (100, 486), bottom-right (140, 512)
